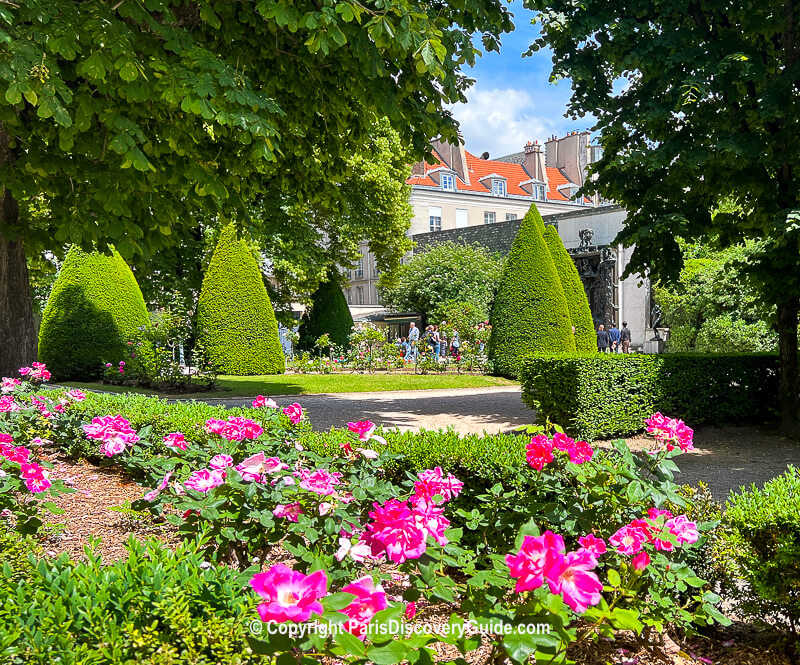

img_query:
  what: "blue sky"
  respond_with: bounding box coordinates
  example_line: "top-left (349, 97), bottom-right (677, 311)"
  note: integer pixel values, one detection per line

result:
top-left (452, 1), bottom-right (594, 158)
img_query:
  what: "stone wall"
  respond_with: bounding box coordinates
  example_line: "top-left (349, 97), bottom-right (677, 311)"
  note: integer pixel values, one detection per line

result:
top-left (412, 217), bottom-right (556, 255)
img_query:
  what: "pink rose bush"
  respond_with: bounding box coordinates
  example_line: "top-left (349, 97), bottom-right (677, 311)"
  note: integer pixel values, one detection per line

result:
top-left (82, 415), bottom-right (140, 457)
top-left (526, 432), bottom-right (593, 471)
top-left (646, 412), bottom-right (694, 453)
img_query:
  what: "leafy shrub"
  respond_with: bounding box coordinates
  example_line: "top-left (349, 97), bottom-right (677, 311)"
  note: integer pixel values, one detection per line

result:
top-left (543, 225), bottom-right (596, 353)
top-left (520, 352), bottom-right (779, 439)
top-left (725, 466), bottom-right (800, 631)
top-left (38, 246), bottom-right (150, 380)
top-left (0, 538), bottom-right (268, 664)
top-left (197, 225), bottom-right (285, 375)
top-left (298, 274), bottom-right (353, 352)
top-left (59, 391), bottom-right (310, 460)
top-left (489, 205), bottom-right (575, 377)
top-left (693, 315), bottom-right (778, 353)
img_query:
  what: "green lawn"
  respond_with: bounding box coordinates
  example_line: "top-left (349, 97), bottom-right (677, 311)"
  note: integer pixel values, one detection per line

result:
top-left (61, 373), bottom-right (517, 399)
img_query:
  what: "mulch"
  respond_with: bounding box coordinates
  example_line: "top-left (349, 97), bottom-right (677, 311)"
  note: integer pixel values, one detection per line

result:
top-left (32, 450), bottom-right (796, 665)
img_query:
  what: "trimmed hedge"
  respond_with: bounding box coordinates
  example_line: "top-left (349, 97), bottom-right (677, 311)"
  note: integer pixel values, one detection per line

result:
top-left (543, 226), bottom-right (596, 353)
top-left (0, 538), bottom-right (267, 664)
top-left (298, 274), bottom-right (354, 351)
top-left (197, 225), bottom-right (285, 375)
top-left (38, 246), bottom-right (150, 381)
top-left (519, 352), bottom-right (779, 440)
top-left (489, 204), bottom-right (575, 377)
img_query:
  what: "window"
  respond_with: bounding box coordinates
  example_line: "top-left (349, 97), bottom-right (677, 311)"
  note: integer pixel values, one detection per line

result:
top-left (429, 206), bottom-right (442, 232)
top-left (441, 173), bottom-right (456, 191)
top-left (505, 213), bottom-right (517, 221)
top-left (346, 289), bottom-right (352, 304)
top-left (492, 179), bottom-right (506, 197)
top-left (354, 256), bottom-right (364, 279)
top-left (373, 261), bottom-right (380, 277)
top-left (376, 287), bottom-right (383, 305)
top-left (356, 287), bottom-right (365, 305)
top-left (484, 211), bottom-right (496, 224)
top-left (532, 184), bottom-right (546, 201)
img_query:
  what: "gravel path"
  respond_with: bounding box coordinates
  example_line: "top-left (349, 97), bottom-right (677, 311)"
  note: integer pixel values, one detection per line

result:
top-left (198, 385), bottom-right (530, 435)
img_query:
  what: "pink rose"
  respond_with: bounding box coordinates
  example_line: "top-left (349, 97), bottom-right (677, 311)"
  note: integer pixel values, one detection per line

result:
top-left (347, 420), bottom-right (377, 441)
top-left (578, 534), bottom-right (607, 557)
top-left (340, 576), bottom-right (388, 639)
top-left (297, 468), bottom-right (342, 496)
top-left (209, 454), bottom-right (234, 470)
top-left (283, 403), bottom-right (304, 424)
top-left (20, 463), bottom-right (51, 493)
top-left (526, 435), bottom-right (554, 471)
top-left (631, 550), bottom-right (651, 572)
top-left (252, 395), bottom-right (278, 409)
top-left (412, 467), bottom-right (464, 504)
top-left (505, 531), bottom-right (565, 592)
top-left (609, 523), bottom-right (649, 556)
top-left (546, 549), bottom-right (603, 613)
top-left (184, 468), bottom-right (226, 493)
top-left (163, 432), bottom-right (188, 451)
top-left (250, 564), bottom-right (327, 623)
top-left (273, 503), bottom-right (304, 522)
top-left (144, 471), bottom-right (173, 502)
top-left (360, 499), bottom-right (429, 563)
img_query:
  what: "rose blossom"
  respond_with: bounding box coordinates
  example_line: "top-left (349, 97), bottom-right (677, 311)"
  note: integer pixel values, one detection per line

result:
top-left (209, 454), bottom-right (234, 470)
top-left (546, 549), bottom-right (603, 613)
top-left (0, 443), bottom-right (30, 464)
top-left (632, 551), bottom-right (651, 572)
top-left (184, 468), bottom-right (226, 493)
top-left (340, 576), bottom-right (388, 639)
top-left (0, 396), bottom-right (19, 412)
top-left (609, 523), bottom-right (650, 555)
top-left (228, 417), bottom-right (263, 439)
top-left (1, 377), bottom-right (20, 394)
top-left (665, 515), bottom-right (700, 545)
top-left (20, 463), bottom-right (51, 493)
top-left (144, 471), bottom-right (173, 502)
top-left (646, 412), bottom-right (694, 452)
top-left (360, 499), bottom-right (428, 563)
top-left (283, 403), bottom-right (304, 424)
top-left (410, 497), bottom-right (450, 546)
top-left (526, 435), bottom-right (554, 471)
top-left (163, 432), bottom-right (188, 451)
top-left (347, 420), bottom-right (377, 441)
top-left (297, 468), bottom-right (342, 496)
top-left (273, 503), bottom-right (304, 523)
top-left (567, 439), bottom-right (594, 464)
top-left (65, 389), bottom-right (87, 401)
top-left (250, 564), bottom-right (327, 623)
top-left (252, 395), bottom-right (278, 409)
top-left (578, 534), bottom-right (607, 557)
top-left (404, 602), bottom-right (417, 620)
top-left (505, 531), bottom-right (565, 592)
top-left (236, 452), bottom-right (288, 482)
top-left (335, 537), bottom-right (373, 562)
top-left (413, 467), bottom-right (464, 504)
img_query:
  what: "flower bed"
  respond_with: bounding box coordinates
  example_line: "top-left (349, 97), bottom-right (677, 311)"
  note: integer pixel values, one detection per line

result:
top-left (0, 367), bottom-right (736, 663)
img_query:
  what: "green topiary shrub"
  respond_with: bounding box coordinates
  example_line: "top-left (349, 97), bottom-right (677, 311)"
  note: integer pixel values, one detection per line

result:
top-left (488, 204), bottom-right (575, 376)
top-left (197, 225), bottom-right (285, 375)
top-left (519, 352), bottom-right (779, 439)
top-left (725, 466), bottom-right (800, 630)
top-left (543, 225), bottom-right (596, 352)
top-left (38, 246), bottom-right (150, 380)
top-left (297, 273), bottom-right (353, 352)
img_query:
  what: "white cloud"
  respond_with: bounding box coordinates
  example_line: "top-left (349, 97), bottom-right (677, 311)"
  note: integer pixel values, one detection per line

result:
top-left (451, 86), bottom-right (566, 159)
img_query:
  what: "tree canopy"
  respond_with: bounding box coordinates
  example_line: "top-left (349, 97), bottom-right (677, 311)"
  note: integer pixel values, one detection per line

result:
top-left (529, 0), bottom-right (800, 431)
top-left (0, 0), bottom-right (513, 373)
top-left (381, 241), bottom-right (504, 323)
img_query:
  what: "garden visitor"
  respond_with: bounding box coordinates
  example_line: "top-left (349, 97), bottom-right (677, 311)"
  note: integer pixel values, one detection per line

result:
top-left (620, 321), bottom-right (632, 353)
top-left (596, 324), bottom-right (610, 353)
top-left (406, 323), bottom-right (420, 361)
top-left (396, 336), bottom-right (409, 358)
top-left (608, 324), bottom-right (621, 353)
top-left (451, 330), bottom-right (460, 356)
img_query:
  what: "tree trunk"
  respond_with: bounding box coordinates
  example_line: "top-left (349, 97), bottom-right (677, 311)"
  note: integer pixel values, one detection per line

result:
top-left (777, 299), bottom-right (800, 437)
top-left (0, 121), bottom-right (37, 376)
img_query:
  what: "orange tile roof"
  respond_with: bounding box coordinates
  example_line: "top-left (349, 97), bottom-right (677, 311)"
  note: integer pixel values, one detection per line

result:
top-left (406, 148), bottom-right (584, 203)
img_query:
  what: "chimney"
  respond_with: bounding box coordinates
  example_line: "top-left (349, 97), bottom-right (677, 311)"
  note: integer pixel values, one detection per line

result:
top-left (411, 161), bottom-right (425, 176)
top-left (430, 137), bottom-right (470, 185)
top-left (545, 131), bottom-right (587, 186)
top-left (522, 140), bottom-right (545, 182)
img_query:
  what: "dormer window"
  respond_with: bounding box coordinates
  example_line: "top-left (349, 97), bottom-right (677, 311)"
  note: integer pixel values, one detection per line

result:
top-left (558, 183), bottom-right (582, 202)
top-left (532, 184), bottom-right (546, 201)
top-left (520, 178), bottom-right (547, 201)
top-left (492, 179), bottom-right (506, 197)
top-left (441, 173), bottom-right (456, 191)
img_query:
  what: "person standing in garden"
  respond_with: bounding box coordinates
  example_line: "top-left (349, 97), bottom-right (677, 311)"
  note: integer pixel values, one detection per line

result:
top-left (596, 324), bottom-right (610, 353)
top-left (620, 322), bottom-right (632, 354)
top-left (608, 323), bottom-right (621, 353)
top-left (406, 322), bottom-right (420, 361)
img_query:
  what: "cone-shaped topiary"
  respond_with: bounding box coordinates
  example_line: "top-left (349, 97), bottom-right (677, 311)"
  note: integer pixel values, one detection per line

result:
top-left (543, 225), bottom-right (597, 352)
top-left (488, 204), bottom-right (576, 377)
top-left (298, 274), bottom-right (354, 352)
top-left (197, 225), bottom-right (285, 375)
top-left (38, 246), bottom-right (150, 380)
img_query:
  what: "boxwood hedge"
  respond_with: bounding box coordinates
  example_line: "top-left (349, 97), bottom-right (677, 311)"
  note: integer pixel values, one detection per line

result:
top-left (519, 352), bottom-right (779, 440)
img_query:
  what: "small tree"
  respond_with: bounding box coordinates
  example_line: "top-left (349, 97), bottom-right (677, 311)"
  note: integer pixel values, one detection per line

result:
top-left (489, 205), bottom-right (575, 377)
top-left (381, 241), bottom-right (504, 322)
top-left (38, 246), bottom-right (150, 380)
top-left (197, 225), bottom-right (284, 375)
top-left (297, 275), bottom-right (354, 353)
top-left (543, 226), bottom-right (596, 352)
